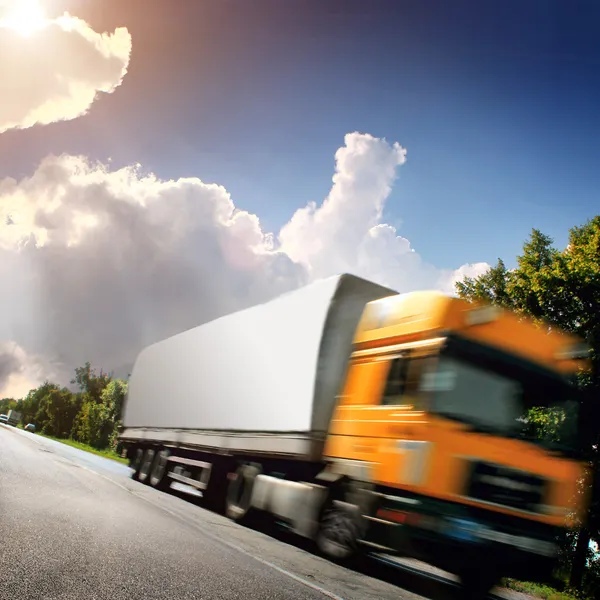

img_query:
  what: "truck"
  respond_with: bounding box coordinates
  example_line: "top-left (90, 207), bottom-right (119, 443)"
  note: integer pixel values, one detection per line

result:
top-left (120, 273), bottom-right (591, 598)
top-left (6, 409), bottom-right (21, 427)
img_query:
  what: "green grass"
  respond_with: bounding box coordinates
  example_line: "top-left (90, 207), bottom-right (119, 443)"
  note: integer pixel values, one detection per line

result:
top-left (37, 433), bottom-right (129, 465)
top-left (502, 579), bottom-right (584, 600)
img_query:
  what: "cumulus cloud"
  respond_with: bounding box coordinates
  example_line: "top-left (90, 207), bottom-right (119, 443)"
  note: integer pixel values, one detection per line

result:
top-left (280, 133), bottom-right (489, 292)
top-left (0, 156), bottom-right (308, 394)
top-left (279, 133), bottom-right (407, 277)
top-left (0, 5), bottom-right (131, 133)
top-left (0, 132), bottom-right (489, 397)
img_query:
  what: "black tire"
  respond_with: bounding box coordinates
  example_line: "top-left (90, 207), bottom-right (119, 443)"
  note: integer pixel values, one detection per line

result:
top-left (137, 448), bottom-right (155, 484)
top-left (315, 479), bottom-right (368, 566)
top-left (316, 499), bottom-right (363, 564)
top-left (225, 464), bottom-right (261, 523)
top-left (130, 448), bottom-right (145, 481)
top-left (149, 449), bottom-right (171, 490)
top-left (202, 461), bottom-right (229, 514)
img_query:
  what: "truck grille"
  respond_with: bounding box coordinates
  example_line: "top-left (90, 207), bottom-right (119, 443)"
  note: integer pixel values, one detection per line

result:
top-left (464, 461), bottom-right (547, 514)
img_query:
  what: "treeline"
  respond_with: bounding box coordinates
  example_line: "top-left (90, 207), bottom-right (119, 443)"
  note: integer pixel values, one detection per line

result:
top-left (457, 216), bottom-right (600, 596)
top-left (0, 362), bottom-right (127, 452)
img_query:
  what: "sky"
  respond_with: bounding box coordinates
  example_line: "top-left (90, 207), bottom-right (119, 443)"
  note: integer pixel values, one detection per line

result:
top-left (0, 0), bottom-right (599, 397)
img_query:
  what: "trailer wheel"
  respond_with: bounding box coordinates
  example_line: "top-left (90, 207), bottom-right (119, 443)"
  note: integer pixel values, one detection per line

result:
top-left (202, 461), bottom-right (229, 514)
top-left (131, 448), bottom-right (144, 480)
top-left (149, 449), bottom-right (171, 490)
top-left (138, 449), bottom-right (155, 484)
top-left (226, 464), bottom-right (261, 523)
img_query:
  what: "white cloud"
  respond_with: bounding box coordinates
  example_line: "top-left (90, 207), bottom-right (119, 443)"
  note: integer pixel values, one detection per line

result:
top-left (439, 261), bottom-right (491, 295)
top-left (280, 133), bottom-right (490, 293)
top-left (0, 132), bottom-right (489, 396)
top-left (279, 133), bottom-right (407, 277)
top-left (0, 6), bottom-right (131, 133)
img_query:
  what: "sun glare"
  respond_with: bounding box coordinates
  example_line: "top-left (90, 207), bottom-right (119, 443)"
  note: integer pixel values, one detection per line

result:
top-left (1, 0), bottom-right (47, 37)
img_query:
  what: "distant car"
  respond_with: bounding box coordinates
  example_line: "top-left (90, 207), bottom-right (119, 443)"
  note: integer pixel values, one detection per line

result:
top-left (24, 423), bottom-right (36, 433)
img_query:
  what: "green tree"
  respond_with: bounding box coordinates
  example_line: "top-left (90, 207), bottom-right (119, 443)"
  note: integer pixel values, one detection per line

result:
top-left (456, 258), bottom-right (515, 308)
top-left (71, 361), bottom-right (112, 403)
top-left (69, 367), bottom-right (126, 449)
top-left (20, 381), bottom-right (60, 429)
top-left (456, 220), bottom-right (600, 589)
top-left (69, 362), bottom-right (113, 448)
top-left (0, 397), bottom-right (18, 415)
top-left (101, 379), bottom-right (128, 452)
top-left (100, 379), bottom-right (127, 422)
top-left (11, 364), bottom-right (125, 451)
top-left (43, 388), bottom-right (81, 438)
top-left (74, 400), bottom-right (113, 448)
top-left (24, 385), bottom-right (78, 438)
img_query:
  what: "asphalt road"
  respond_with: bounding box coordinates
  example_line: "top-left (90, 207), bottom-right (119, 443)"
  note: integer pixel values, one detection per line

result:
top-left (0, 426), bottom-right (526, 600)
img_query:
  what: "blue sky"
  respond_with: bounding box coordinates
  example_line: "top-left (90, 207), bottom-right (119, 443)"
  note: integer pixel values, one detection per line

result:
top-left (1, 0), bottom-right (599, 270)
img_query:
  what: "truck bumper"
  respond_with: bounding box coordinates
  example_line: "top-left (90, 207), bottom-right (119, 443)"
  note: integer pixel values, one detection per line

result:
top-left (365, 491), bottom-right (562, 583)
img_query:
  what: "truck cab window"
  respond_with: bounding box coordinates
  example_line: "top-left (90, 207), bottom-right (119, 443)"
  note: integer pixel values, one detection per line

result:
top-left (382, 357), bottom-right (408, 404)
top-left (382, 355), bottom-right (431, 407)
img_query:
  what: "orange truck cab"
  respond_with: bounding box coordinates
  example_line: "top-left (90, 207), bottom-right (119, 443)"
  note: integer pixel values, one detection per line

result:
top-left (323, 291), bottom-right (590, 596)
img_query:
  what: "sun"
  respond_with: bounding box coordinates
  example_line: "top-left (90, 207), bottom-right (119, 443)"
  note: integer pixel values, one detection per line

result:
top-left (0, 0), bottom-right (47, 37)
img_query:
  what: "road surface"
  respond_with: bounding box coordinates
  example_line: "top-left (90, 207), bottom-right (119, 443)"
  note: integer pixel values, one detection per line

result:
top-left (0, 425), bottom-right (527, 600)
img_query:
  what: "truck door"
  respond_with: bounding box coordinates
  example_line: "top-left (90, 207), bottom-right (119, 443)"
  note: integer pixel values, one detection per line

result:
top-left (326, 342), bottom-right (439, 493)
top-left (374, 349), bottom-right (436, 491)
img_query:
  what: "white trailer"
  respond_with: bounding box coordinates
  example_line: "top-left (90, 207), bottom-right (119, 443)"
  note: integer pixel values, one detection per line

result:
top-left (120, 273), bottom-right (396, 516)
top-left (122, 273), bottom-right (396, 458)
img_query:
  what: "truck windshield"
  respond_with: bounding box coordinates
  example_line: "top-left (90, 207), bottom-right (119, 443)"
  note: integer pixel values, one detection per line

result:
top-left (422, 337), bottom-right (580, 455)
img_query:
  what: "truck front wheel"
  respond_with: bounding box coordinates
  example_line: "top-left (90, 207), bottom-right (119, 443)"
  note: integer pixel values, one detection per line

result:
top-left (315, 490), bottom-right (364, 565)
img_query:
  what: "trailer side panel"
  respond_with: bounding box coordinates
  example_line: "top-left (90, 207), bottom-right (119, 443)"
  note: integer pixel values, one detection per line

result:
top-left (124, 277), bottom-right (342, 433)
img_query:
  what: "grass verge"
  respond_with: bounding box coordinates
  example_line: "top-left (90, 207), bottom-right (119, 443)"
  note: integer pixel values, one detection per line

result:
top-left (37, 433), bottom-right (129, 465)
top-left (502, 579), bottom-right (583, 600)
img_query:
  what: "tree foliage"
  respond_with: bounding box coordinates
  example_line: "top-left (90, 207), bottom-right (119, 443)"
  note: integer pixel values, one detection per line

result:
top-left (71, 361), bottom-right (112, 403)
top-left (41, 388), bottom-right (82, 438)
top-left (456, 218), bottom-right (600, 591)
top-left (74, 400), bottom-right (113, 448)
top-left (9, 363), bottom-right (127, 451)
